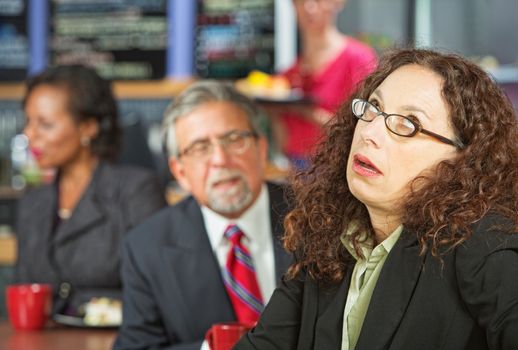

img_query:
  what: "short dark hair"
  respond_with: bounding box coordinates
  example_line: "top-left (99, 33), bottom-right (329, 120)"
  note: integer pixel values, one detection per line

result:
top-left (23, 65), bottom-right (121, 160)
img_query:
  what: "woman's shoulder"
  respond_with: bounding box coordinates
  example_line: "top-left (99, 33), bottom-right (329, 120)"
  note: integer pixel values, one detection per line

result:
top-left (335, 37), bottom-right (377, 81)
top-left (92, 162), bottom-right (163, 200)
top-left (342, 37), bottom-right (377, 61)
top-left (96, 162), bottom-right (159, 185)
top-left (18, 181), bottom-right (54, 205)
top-left (456, 212), bottom-right (518, 259)
top-left (454, 213), bottom-right (518, 346)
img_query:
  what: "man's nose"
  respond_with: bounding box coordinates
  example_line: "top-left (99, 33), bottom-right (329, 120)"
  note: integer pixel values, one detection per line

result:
top-left (208, 141), bottom-right (231, 166)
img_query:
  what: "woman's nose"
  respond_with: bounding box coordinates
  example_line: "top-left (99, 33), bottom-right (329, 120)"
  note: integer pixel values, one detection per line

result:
top-left (359, 115), bottom-right (386, 147)
top-left (23, 124), bottom-right (34, 141)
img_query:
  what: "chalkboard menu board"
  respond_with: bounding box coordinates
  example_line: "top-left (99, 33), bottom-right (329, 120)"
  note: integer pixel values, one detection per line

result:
top-left (49, 0), bottom-right (168, 80)
top-left (0, 0), bottom-right (29, 81)
top-left (195, 0), bottom-right (275, 79)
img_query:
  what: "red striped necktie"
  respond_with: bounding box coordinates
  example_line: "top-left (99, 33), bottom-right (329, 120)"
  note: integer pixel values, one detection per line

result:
top-left (222, 224), bottom-right (264, 325)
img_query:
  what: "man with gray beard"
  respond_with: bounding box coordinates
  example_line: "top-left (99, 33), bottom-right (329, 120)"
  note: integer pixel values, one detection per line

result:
top-left (114, 81), bottom-right (292, 350)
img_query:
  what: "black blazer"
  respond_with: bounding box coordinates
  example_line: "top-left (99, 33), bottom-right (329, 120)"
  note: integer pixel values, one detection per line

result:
top-left (114, 183), bottom-right (292, 350)
top-left (15, 161), bottom-right (166, 315)
top-left (235, 214), bottom-right (518, 350)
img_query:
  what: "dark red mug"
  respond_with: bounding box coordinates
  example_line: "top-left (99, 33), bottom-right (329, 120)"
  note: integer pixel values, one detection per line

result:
top-left (205, 322), bottom-right (252, 350)
top-left (6, 284), bottom-right (52, 331)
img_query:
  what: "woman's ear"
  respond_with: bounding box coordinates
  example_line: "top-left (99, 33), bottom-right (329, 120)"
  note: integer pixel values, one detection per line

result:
top-left (79, 118), bottom-right (100, 140)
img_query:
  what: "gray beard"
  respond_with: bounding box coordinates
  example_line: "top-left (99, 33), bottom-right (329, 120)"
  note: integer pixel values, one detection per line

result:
top-left (206, 169), bottom-right (253, 215)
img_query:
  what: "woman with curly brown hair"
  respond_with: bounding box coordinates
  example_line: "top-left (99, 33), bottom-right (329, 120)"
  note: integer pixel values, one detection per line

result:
top-left (234, 48), bottom-right (518, 350)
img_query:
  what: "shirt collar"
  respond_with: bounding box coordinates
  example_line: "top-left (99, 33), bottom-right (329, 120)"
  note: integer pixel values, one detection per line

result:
top-left (340, 223), bottom-right (403, 261)
top-left (201, 184), bottom-right (270, 249)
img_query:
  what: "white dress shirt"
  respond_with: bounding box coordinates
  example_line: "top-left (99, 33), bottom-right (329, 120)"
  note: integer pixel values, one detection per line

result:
top-left (200, 184), bottom-right (276, 303)
top-left (200, 184), bottom-right (276, 350)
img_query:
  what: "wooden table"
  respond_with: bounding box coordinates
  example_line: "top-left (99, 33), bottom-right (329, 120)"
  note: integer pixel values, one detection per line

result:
top-left (0, 320), bottom-right (117, 350)
top-left (0, 234), bottom-right (16, 265)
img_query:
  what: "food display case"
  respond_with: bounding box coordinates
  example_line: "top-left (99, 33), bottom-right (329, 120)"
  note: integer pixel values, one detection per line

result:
top-left (194, 0), bottom-right (276, 78)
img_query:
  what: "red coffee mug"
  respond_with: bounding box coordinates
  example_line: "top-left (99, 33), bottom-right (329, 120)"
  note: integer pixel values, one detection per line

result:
top-left (6, 284), bottom-right (52, 331)
top-left (205, 322), bottom-right (252, 350)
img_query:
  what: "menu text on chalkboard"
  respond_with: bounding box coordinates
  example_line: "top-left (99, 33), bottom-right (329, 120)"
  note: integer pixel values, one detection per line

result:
top-left (195, 0), bottom-right (275, 79)
top-left (50, 0), bottom-right (168, 80)
top-left (0, 0), bottom-right (29, 81)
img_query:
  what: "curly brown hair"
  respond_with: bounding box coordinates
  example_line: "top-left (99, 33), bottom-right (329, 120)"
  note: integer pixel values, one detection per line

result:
top-left (284, 48), bottom-right (518, 283)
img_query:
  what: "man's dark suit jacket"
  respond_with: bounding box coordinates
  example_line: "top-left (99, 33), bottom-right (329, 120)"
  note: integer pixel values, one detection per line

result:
top-left (114, 183), bottom-right (292, 350)
top-left (15, 161), bottom-right (166, 315)
top-left (235, 214), bottom-right (518, 350)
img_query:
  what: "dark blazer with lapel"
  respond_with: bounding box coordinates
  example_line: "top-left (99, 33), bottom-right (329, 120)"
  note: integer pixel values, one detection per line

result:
top-left (114, 182), bottom-right (292, 350)
top-left (235, 214), bottom-right (518, 350)
top-left (15, 161), bottom-right (166, 314)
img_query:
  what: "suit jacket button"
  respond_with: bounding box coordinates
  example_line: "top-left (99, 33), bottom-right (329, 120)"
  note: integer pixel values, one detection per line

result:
top-left (59, 282), bottom-right (71, 298)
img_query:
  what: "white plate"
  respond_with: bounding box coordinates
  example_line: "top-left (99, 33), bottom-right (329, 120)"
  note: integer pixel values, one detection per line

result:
top-left (53, 313), bottom-right (119, 328)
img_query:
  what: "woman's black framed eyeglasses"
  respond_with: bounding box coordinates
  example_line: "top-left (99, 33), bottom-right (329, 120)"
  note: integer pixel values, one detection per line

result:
top-left (352, 98), bottom-right (464, 149)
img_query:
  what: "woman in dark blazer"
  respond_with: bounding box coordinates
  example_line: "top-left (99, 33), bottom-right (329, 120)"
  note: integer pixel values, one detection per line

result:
top-left (235, 49), bottom-right (518, 349)
top-left (15, 65), bottom-right (166, 318)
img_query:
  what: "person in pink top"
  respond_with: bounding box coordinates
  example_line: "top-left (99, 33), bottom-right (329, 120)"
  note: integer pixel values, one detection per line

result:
top-left (279, 0), bottom-right (377, 167)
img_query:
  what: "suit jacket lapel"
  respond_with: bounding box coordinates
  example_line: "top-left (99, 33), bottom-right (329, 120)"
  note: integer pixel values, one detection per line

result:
top-left (356, 231), bottom-right (425, 350)
top-left (267, 183), bottom-right (292, 282)
top-left (161, 184), bottom-right (291, 334)
top-left (162, 200), bottom-right (235, 335)
top-left (308, 270), bottom-right (353, 350)
top-left (24, 184), bottom-right (56, 249)
top-left (53, 165), bottom-right (106, 246)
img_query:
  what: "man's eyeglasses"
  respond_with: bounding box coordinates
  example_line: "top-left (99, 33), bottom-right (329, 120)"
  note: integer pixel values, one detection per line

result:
top-left (178, 130), bottom-right (258, 159)
top-left (351, 98), bottom-right (464, 149)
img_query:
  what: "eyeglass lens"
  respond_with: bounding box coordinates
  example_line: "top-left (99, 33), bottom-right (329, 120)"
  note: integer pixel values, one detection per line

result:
top-left (181, 130), bottom-right (255, 158)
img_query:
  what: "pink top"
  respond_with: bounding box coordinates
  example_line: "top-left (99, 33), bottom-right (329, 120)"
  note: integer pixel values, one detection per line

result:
top-left (281, 38), bottom-right (377, 158)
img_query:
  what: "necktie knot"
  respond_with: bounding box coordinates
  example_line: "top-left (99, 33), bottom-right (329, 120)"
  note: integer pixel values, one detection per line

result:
top-left (224, 224), bottom-right (244, 245)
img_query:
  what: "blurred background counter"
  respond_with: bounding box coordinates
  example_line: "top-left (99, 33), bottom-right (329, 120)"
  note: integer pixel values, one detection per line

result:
top-left (0, 80), bottom-right (193, 100)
